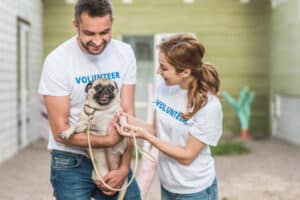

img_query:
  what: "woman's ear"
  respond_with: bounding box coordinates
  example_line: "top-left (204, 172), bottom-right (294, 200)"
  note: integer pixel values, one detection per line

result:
top-left (182, 68), bottom-right (192, 78)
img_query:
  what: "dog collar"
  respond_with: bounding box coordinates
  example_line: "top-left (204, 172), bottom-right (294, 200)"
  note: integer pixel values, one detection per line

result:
top-left (83, 104), bottom-right (101, 117)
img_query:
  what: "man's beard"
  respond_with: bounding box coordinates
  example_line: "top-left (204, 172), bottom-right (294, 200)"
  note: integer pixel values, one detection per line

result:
top-left (78, 37), bottom-right (109, 55)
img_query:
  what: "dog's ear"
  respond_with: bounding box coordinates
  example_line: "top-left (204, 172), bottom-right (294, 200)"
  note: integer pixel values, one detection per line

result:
top-left (85, 82), bottom-right (93, 93)
top-left (113, 81), bottom-right (119, 92)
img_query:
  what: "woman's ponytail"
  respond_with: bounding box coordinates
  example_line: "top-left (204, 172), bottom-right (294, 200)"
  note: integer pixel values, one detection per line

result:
top-left (181, 63), bottom-right (220, 119)
top-left (158, 33), bottom-right (220, 120)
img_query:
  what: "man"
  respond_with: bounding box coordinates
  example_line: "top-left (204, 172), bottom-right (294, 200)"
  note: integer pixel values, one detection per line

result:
top-left (38, 0), bottom-right (141, 199)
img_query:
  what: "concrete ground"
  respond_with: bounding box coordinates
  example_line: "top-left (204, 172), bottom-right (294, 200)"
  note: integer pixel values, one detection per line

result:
top-left (0, 138), bottom-right (299, 200)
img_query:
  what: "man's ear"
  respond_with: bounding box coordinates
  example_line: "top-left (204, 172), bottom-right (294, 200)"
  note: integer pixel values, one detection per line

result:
top-left (85, 82), bottom-right (93, 93)
top-left (110, 15), bottom-right (114, 23)
top-left (73, 19), bottom-right (79, 33)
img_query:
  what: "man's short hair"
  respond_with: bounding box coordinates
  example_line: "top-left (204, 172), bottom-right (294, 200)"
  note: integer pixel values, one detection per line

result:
top-left (74, 0), bottom-right (113, 23)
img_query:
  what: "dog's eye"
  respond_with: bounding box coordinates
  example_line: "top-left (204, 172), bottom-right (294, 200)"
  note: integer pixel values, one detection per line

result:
top-left (94, 85), bottom-right (101, 91)
top-left (108, 85), bottom-right (115, 91)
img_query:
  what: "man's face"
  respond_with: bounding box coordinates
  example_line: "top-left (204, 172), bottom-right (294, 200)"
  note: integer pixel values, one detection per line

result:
top-left (74, 12), bottom-right (112, 55)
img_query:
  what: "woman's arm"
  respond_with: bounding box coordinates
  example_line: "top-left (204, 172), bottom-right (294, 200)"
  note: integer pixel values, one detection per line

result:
top-left (144, 131), bottom-right (205, 165)
top-left (119, 123), bottom-right (205, 165)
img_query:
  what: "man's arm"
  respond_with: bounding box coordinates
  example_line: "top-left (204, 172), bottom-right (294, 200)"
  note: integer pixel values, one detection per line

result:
top-left (118, 84), bottom-right (135, 172)
top-left (44, 95), bottom-right (121, 148)
top-left (98, 84), bottom-right (135, 194)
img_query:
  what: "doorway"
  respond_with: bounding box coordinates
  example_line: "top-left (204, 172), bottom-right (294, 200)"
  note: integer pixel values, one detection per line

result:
top-left (122, 35), bottom-right (154, 120)
top-left (122, 33), bottom-right (194, 120)
top-left (17, 17), bottom-right (31, 148)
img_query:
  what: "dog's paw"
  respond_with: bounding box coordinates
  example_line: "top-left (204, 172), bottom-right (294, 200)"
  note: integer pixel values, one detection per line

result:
top-left (60, 129), bottom-right (74, 140)
top-left (60, 132), bottom-right (69, 140)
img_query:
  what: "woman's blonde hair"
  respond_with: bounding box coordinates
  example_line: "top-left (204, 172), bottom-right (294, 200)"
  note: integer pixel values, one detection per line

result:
top-left (159, 33), bottom-right (220, 119)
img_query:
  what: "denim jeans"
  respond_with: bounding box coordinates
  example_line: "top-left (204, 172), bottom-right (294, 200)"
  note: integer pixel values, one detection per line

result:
top-left (161, 178), bottom-right (218, 200)
top-left (50, 150), bottom-right (141, 200)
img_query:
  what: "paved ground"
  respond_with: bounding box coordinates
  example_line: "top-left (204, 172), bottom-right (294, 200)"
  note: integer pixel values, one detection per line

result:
top-left (0, 138), bottom-right (299, 200)
top-left (216, 139), bottom-right (300, 200)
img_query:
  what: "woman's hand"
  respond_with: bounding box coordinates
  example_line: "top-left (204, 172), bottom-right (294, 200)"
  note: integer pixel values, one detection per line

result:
top-left (115, 122), bottom-right (146, 139)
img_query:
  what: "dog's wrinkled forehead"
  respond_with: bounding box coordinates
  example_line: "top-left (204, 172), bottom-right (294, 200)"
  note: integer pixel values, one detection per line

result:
top-left (85, 78), bottom-right (119, 94)
top-left (92, 78), bottom-right (114, 88)
top-left (93, 79), bottom-right (119, 94)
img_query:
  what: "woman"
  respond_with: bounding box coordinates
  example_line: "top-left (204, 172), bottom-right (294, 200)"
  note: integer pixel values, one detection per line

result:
top-left (118, 33), bottom-right (222, 200)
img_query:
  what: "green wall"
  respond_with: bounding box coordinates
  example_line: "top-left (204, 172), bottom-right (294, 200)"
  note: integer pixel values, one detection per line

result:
top-left (270, 0), bottom-right (300, 96)
top-left (43, 0), bottom-right (271, 137)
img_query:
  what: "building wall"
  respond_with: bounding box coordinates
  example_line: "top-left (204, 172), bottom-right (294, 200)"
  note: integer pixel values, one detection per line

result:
top-left (0, 0), bottom-right (43, 162)
top-left (270, 0), bottom-right (300, 144)
top-left (44, 0), bottom-right (271, 137)
top-left (270, 0), bottom-right (300, 96)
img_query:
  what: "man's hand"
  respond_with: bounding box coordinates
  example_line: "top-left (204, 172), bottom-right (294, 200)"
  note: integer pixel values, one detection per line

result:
top-left (105, 113), bottom-right (123, 146)
top-left (95, 168), bottom-right (129, 195)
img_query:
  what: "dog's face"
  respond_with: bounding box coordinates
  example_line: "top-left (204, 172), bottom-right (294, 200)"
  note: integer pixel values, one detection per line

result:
top-left (85, 78), bottom-right (119, 106)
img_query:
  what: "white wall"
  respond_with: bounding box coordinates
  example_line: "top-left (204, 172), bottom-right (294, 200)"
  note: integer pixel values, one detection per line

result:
top-left (271, 95), bottom-right (300, 146)
top-left (0, 0), bottom-right (43, 162)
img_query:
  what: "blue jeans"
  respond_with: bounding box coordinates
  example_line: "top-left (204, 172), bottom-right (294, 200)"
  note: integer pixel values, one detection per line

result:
top-left (50, 150), bottom-right (141, 200)
top-left (161, 178), bottom-right (218, 200)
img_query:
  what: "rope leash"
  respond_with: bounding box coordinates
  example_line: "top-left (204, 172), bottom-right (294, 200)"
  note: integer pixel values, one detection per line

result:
top-left (86, 116), bottom-right (155, 192)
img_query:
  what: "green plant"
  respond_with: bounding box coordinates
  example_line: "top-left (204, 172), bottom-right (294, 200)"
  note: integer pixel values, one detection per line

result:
top-left (211, 141), bottom-right (250, 156)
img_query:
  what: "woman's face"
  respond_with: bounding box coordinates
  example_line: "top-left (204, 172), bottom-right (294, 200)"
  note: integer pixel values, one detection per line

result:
top-left (157, 52), bottom-right (190, 87)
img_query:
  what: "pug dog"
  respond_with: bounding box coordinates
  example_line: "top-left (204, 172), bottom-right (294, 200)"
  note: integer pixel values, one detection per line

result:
top-left (60, 78), bottom-right (128, 199)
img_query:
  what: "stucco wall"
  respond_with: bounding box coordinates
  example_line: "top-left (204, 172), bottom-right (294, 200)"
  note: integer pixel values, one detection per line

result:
top-left (44, 0), bottom-right (271, 137)
top-left (270, 0), bottom-right (300, 96)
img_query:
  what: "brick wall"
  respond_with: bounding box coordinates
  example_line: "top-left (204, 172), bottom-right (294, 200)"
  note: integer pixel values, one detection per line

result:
top-left (0, 0), bottom-right (43, 163)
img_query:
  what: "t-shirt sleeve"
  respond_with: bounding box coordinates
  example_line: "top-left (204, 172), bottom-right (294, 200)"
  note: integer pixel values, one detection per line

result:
top-left (38, 54), bottom-right (70, 96)
top-left (122, 46), bottom-right (137, 85)
top-left (187, 99), bottom-right (223, 146)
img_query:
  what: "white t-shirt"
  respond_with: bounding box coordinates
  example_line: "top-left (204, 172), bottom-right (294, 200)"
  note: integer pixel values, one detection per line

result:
top-left (154, 80), bottom-right (223, 194)
top-left (38, 36), bottom-right (136, 156)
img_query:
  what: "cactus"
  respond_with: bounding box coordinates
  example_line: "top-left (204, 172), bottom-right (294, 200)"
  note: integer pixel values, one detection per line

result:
top-left (221, 86), bottom-right (255, 139)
